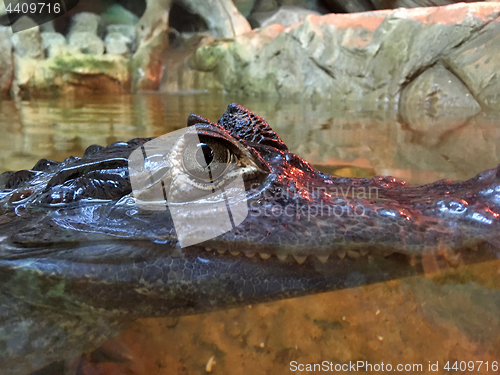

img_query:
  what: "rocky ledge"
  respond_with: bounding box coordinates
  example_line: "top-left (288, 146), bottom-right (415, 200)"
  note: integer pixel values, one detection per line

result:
top-left (166, 2), bottom-right (500, 113)
top-left (0, 10), bottom-right (136, 98)
top-left (1, 2), bottom-right (499, 113)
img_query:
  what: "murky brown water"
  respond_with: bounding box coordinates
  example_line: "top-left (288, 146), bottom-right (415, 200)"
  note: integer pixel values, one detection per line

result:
top-left (1, 94), bottom-right (500, 374)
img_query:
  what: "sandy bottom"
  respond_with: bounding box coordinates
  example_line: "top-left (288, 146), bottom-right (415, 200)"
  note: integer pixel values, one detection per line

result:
top-left (78, 260), bottom-right (500, 375)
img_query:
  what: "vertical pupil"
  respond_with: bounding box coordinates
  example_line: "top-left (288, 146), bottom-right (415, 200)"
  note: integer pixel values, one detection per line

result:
top-left (196, 143), bottom-right (214, 167)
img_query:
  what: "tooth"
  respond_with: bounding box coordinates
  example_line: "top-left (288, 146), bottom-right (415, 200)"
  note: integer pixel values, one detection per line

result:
top-left (359, 249), bottom-right (369, 256)
top-left (316, 255), bottom-right (329, 263)
top-left (216, 249), bottom-right (226, 254)
top-left (244, 251), bottom-right (255, 258)
top-left (293, 255), bottom-right (307, 264)
top-left (259, 253), bottom-right (271, 260)
top-left (277, 254), bottom-right (287, 261)
top-left (347, 250), bottom-right (360, 259)
top-left (230, 251), bottom-right (240, 256)
top-left (337, 250), bottom-right (347, 259)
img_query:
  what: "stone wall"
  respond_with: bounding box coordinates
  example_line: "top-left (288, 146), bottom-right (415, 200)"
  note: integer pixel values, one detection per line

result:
top-left (167, 2), bottom-right (500, 111)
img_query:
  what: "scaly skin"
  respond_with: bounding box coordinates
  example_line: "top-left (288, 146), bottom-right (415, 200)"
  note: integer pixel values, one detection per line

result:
top-left (0, 103), bottom-right (499, 374)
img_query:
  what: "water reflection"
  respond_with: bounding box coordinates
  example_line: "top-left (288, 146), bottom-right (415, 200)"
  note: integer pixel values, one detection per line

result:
top-left (0, 94), bottom-right (499, 374)
top-left (1, 93), bottom-right (500, 185)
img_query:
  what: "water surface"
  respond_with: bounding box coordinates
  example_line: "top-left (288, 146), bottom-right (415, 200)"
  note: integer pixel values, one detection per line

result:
top-left (1, 93), bottom-right (499, 374)
top-left (2, 93), bottom-right (500, 183)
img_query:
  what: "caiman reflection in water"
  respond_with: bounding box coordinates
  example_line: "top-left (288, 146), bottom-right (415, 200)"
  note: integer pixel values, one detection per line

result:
top-left (0, 104), bottom-right (499, 374)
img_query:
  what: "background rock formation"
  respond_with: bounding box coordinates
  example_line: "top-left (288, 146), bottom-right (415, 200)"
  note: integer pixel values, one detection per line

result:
top-left (169, 2), bottom-right (500, 111)
top-left (0, 0), bottom-right (499, 103)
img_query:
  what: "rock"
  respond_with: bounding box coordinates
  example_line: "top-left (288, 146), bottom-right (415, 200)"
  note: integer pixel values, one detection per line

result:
top-left (189, 37), bottom-right (228, 72)
top-left (249, 6), bottom-right (320, 28)
top-left (136, 0), bottom-right (170, 49)
top-left (104, 32), bottom-right (131, 57)
top-left (45, 43), bottom-right (82, 57)
top-left (101, 4), bottom-right (139, 27)
top-left (11, 20), bottom-right (44, 59)
top-left (444, 18), bottom-right (500, 111)
top-left (172, 2), bottom-right (500, 109)
top-left (13, 53), bottom-right (130, 98)
top-left (399, 64), bottom-right (481, 133)
top-left (136, 0), bottom-right (251, 49)
top-left (68, 12), bottom-right (102, 36)
top-left (179, 0), bottom-right (252, 36)
top-left (0, 31), bottom-right (13, 98)
top-left (106, 24), bottom-right (136, 52)
top-left (68, 32), bottom-right (105, 55)
top-left (107, 24), bottom-right (136, 40)
top-left (131, 15), bottom-right (170, 91)
top-left (41, 31), bottom-right (67, 57)
top-left (40, 21), bottom-right (56, 33)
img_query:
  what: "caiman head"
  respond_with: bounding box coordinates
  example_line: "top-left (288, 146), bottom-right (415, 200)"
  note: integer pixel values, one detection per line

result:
top-left (1, 103), bottom-right (500, 375)
top-left (1, 103), bottom-right (500, 265)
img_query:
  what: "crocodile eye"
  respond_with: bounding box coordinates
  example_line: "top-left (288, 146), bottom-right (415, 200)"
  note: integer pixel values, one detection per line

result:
top-left (182, 136), bottom-right (235, 182)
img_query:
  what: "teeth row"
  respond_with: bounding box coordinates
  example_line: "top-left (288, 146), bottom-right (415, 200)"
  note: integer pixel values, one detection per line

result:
top-left (204, 247), bottom-right (324, 264)
top-left (204, 248), bottom-right (373, 263)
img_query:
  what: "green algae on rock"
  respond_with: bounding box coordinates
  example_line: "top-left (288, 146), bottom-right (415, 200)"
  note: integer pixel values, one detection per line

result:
top-left (13, 52), bottom-right (130, 98)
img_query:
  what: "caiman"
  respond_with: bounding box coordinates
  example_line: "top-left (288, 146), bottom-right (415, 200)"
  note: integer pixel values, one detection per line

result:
top-left (0, 103), bottom-right (499, 374)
